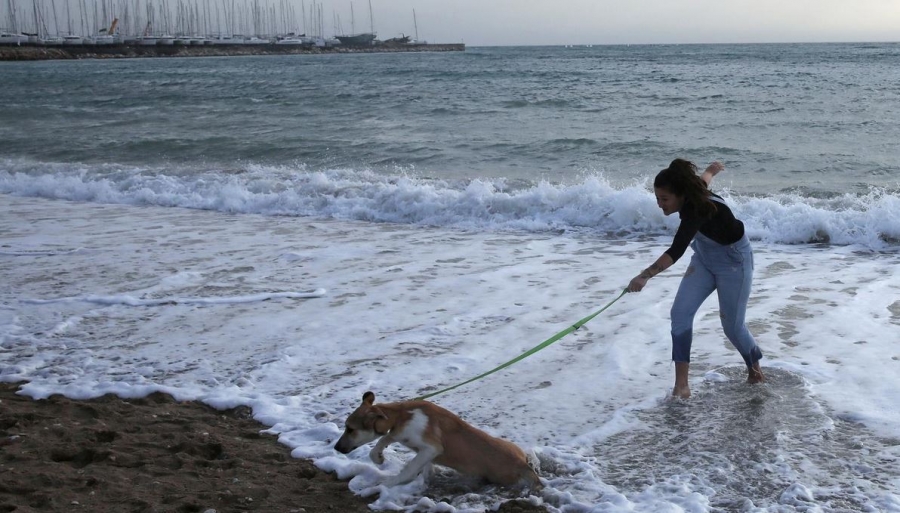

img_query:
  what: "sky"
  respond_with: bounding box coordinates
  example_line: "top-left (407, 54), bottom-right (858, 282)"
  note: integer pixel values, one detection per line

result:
top-left (7, 0), bottom-right (900, 45)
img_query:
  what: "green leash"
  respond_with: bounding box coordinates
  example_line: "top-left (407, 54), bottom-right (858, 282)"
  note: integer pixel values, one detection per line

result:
top-left (414, 288), bottom-right (628, 401)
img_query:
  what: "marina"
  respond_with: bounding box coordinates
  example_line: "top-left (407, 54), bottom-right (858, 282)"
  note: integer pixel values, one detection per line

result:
top-left (0, 0), bottom-right (462, 59)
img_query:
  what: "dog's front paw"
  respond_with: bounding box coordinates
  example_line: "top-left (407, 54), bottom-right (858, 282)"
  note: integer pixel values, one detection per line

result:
top-left (369, 448), bottom-right (385, 465)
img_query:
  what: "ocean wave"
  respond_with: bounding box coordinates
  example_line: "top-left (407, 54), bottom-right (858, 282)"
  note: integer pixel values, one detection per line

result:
top-left (1, 159), bottom-right (898, 250)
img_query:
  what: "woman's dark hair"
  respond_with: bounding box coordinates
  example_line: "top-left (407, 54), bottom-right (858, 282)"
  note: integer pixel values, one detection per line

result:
top-left (653, 158), bottom-right (716, 218)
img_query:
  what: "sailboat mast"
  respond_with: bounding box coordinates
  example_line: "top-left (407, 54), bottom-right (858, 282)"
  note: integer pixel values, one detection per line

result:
top-left (79, 0), bottom-right (87, 36)
top-left (367, 0), bottom-right (372, 35)
top-left (50, 0), bottom-right (60, 36)
top-left (9, 0), bottom-right (19, 33)
top-left (32, 0), bottom-right (41, 38)
top-left (413, 8), bottom-right (417, 41)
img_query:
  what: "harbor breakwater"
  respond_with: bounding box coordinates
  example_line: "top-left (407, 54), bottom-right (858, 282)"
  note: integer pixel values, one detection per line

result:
top-left (0, 42), bottom-right (465, 61)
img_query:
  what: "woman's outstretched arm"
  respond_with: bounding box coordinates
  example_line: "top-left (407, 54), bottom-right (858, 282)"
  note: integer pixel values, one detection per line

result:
top-left (701, 161), bottom-right (724, 186)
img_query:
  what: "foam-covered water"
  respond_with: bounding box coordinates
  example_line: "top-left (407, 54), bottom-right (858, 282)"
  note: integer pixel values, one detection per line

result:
top-left (3, 44), bottom-right (900, 511)
top-left (1, 161), bottom-right (899, 250)
top-left (3, 195), bottom-right (900, 512)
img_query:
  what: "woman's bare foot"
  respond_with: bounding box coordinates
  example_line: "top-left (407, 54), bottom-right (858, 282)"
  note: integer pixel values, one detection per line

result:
top-left (672, 385), bottom-right (691, 399)
top-left (672, 362), bottom-right (691, 399)
top-left (747, 362), bottom-right (765, 384)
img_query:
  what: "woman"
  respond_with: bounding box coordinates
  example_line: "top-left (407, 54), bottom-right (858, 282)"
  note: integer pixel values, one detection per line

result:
top-left (627, 158), bottom-right (764, 399)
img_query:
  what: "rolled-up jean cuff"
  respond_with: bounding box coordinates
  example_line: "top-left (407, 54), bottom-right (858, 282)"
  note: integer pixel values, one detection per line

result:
top-left (741, 346), bottom-right (764, 369)
top-left (671, 329), bottom-right (692, 363)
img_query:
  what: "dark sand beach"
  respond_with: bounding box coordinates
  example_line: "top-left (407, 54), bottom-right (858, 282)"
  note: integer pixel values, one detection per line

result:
top-left (0, 382), bottom-right (544, 512)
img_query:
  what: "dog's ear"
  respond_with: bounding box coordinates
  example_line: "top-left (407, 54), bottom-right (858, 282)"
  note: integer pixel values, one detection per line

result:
top-left (362, 391), bottom-right (375, 405)
top-left (363, 406), bottom-right (389, 430)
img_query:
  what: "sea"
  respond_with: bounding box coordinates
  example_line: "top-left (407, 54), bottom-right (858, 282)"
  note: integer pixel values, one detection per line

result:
top-left (2, 43), bottom-right (900, 512)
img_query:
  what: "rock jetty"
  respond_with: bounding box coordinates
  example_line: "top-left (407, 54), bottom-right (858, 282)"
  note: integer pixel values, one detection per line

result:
top-left (0, 42), bottom-right (465, 61)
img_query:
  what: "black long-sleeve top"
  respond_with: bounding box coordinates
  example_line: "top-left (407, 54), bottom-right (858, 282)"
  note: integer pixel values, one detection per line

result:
top-left (664, 193), bottom-right (745, 263)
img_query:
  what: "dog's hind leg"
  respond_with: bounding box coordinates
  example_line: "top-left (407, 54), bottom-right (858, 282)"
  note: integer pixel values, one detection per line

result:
top-left (383, 446), bottom-right (440, 487)
top-left (421, 462), bottom-right (434, 481)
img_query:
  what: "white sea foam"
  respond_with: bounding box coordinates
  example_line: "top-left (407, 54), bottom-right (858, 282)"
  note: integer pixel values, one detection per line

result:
top-left (21, 289), bottom-right (327, 307)
top-left (2, 159), bottom-right (899, 250)
top-left (0, 247), bottom-right (86, 256)
top-left (2, 194), bottom-right (900, 512)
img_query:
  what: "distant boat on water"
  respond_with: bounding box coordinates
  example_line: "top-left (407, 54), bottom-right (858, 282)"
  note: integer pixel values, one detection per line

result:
top-left (0, 32), bottom-right (28, 45)
top-left (383, 34), bottom-right (410, 44)
top-left (275, 34), bottom-right (310, 45)
top-left (334, 32), bottom-right (375, 46)
top-left (93, 34), bottom-right (115, 45)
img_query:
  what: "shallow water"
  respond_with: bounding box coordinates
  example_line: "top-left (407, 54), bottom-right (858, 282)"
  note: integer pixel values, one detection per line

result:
top-left (3, 195), bottom-right (900, 511)
top-left (3, 42), bottom-right (900, 511)
top-left (595, 367), bottom-right (900, 511)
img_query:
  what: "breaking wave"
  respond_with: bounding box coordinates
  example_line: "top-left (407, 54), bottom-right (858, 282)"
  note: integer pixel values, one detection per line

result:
top-left (2, 158), bottom-right (899, 250)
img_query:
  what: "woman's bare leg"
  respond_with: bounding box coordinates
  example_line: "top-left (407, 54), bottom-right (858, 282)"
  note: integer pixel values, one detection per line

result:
top-left (673, 362), bottom-right (691, 399)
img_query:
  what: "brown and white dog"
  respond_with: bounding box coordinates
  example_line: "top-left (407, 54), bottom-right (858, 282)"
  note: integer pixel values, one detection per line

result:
top-left (334, 391), bottom-right (541, 489)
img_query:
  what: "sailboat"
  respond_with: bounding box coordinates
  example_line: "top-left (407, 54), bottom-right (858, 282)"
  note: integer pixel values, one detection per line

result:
top-left (58, 0), bottom-right (82, 44)
top-left (92, 18), bottom-right (117, 44)
top-left (1, 0), bottom-right (28, 44)
top-left (334, 0), bottom-right (374, 46)
top-left (334, 32), bottom-right (373, 45)
top-left (382, 33), bottom-right (409, 44)
top-left (35, 0), bottom-right (64, 46)
top-left (409, 8), bottom-right (424, 44)
top-left (0, 31), bottom-right (28, 44)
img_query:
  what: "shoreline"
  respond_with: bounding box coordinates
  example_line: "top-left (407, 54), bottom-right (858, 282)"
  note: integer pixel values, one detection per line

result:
top-left (0, 381), bottom-right (545, 512)
top-left (0, 42), bottom-right (465, 61)
top-left (0, 381), bottom-right (375, 512)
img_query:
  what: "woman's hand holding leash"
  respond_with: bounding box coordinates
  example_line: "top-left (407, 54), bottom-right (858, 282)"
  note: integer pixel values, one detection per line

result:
top-left (627, 274), bottom-right (648, 293)
top-left (627, 255), bottom-right (673, 293)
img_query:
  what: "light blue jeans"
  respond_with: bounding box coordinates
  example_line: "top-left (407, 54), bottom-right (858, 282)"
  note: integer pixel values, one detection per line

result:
top-left (670, 232), bottom-right (763, 369)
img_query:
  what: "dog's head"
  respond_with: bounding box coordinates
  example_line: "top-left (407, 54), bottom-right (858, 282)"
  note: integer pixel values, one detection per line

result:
top-left (334, 391), bottom-right (389, 454)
